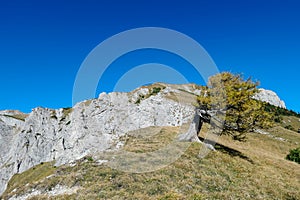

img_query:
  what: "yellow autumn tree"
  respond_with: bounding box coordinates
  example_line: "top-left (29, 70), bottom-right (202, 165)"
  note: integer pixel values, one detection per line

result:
top-left (198, 72), bottom-right (273, 140)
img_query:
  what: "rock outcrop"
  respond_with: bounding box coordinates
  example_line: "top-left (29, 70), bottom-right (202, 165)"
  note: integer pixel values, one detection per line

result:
top-left (0, 83), bottom-right (198, 196)
top-left (253, 89), bottom-right (286, 108)
top-left (0, 83), bottom-right (286, 196)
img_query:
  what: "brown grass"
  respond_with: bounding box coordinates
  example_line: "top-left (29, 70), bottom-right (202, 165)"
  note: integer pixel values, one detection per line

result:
top-left (3, 162), bottom-right (56, 198)
top-left (2, 123), bottom-right (300, 200)
top-left (122, 126), bottom-right (180, 153)
top-left (281, 116), bottom-right (300, 132)
top-left (2, 113), bottom-right (28, 121)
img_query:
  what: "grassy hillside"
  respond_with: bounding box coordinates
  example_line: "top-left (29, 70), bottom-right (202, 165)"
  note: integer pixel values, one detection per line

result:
top-left (281, 116), bottom-right (300, 132)
top-left (2, 122), bottom-right (300, 199)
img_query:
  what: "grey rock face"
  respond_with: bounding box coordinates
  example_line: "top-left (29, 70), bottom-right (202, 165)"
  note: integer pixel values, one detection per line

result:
top-left (0, 84), bottom-right (286, 196)
top-left (253, 89), bottom-right (286, 108)
top-left (0, 83), bottom-right (198, 196)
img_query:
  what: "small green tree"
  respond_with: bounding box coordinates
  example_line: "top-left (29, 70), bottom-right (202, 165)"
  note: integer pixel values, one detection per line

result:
top-left (198, 72), bottom-right (273, 140)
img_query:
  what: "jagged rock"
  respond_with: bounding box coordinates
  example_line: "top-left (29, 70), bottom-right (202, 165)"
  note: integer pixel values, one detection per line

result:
top-left (0, 83), bottom-right (197, 195)
top-left (0, 83), bottom-right (286, 196)
top-left (253, 89), bottom-right (286, 108)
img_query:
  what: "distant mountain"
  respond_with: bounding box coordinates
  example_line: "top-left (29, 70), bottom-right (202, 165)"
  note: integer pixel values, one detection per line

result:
top-left (253, 89), bottom-right (286, 108)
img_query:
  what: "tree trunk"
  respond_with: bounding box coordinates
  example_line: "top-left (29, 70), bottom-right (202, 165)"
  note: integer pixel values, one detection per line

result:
top-left (178, 111), bottom-right (203, 143)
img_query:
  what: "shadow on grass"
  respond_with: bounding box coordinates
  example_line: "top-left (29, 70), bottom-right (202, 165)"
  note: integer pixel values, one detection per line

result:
top-left (199, 136), bottom-right (254, 164)
top-left (215, 143), bottom-right (254, 164)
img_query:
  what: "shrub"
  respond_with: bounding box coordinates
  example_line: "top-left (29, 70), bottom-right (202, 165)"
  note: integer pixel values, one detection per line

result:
top-left (284, 125), bottom-right (295, 131)
top-left (135, 87), bottom-right (162, 104)
top-left (86, 156), bottom-right (94, 162)
top-left (286, 147), bottom-right (300, 164)
top-left (152, 87), bottom-right (161, 94)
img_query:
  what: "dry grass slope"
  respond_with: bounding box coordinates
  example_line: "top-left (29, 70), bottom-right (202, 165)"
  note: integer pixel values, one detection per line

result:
top-left (2, 120), bottom-right (300, 200)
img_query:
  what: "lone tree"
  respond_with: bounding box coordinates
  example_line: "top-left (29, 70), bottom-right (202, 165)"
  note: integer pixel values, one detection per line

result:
top-left (179, 72), bottom-right (273, 142)
top-left (203, 72), bottom-right (275, 140)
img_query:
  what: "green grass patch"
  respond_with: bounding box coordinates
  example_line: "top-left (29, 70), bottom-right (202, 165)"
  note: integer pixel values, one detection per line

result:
top-left (135, 86), bottom-right (165, 104)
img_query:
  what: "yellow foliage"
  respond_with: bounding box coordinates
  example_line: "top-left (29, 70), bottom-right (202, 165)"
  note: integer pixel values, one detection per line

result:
top-left (198, 72), bottom-right (273, 140)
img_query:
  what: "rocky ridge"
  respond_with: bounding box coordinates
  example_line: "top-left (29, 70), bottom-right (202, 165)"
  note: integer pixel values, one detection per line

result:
top-left (0, 83), bottom-right (198, 196)
top-left (0, 83), bottom-right (286, 196)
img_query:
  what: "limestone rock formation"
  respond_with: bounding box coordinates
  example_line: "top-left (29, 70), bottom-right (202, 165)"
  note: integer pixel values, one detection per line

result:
top-left (253, 89), bottom-right (286, 108)
top-left (0, 83), bottom-right (286, 196)
top-left (0, 83), bottom-right (198, 196)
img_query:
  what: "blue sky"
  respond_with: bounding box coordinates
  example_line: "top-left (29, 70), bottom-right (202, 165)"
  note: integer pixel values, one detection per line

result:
top-left (0, 0), bottom-right (299, 113)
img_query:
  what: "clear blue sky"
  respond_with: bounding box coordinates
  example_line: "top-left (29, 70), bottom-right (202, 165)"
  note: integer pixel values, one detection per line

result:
top-left (0, 0), bottom-right (299, 113)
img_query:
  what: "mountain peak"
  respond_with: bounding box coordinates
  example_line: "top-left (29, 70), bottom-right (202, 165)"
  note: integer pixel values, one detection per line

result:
top-left (253, 88), bottom-right (286, 108)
